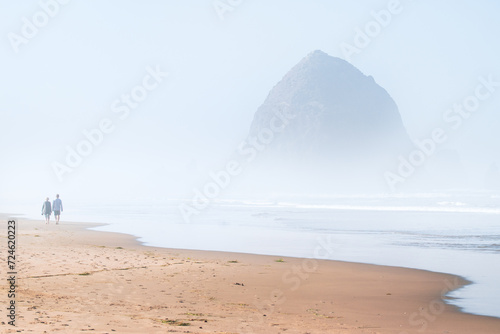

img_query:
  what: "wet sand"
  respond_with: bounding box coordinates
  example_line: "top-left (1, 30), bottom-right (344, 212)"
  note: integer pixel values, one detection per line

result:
top-left (1, 216), bottom-right (499, 333)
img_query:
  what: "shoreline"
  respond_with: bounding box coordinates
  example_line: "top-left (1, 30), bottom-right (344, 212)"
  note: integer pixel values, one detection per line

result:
top-left (1, 215), bottom-right (500, 333)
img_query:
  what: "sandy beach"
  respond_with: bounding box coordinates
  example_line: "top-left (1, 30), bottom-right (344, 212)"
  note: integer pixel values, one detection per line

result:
top-left (1, 216), bottom-right (500, 334)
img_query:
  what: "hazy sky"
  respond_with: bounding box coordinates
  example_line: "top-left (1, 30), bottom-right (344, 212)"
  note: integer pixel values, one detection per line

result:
top-left (1, 0), bottom-right (499, 201)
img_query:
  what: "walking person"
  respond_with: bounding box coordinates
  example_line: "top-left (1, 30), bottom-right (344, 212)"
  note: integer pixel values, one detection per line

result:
top-left (41, 197), bottom-right (52, 224)
top-left (52, 194), bottom-right (63, 224)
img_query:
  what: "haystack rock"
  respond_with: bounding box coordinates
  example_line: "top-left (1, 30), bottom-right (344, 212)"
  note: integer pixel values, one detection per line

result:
top-left (245, 50), bottom-right (414, 191)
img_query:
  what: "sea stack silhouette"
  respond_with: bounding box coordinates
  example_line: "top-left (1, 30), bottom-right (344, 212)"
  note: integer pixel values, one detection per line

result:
top-left (244, 50), bottom-right (414, 193)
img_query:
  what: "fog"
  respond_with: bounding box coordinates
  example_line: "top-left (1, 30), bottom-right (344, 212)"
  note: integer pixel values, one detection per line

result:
top-left (1, 0), bottom-right (500, 204)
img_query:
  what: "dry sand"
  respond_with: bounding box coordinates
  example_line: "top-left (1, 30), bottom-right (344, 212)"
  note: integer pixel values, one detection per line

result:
top-left (1, 216), bottom-right (499, 333)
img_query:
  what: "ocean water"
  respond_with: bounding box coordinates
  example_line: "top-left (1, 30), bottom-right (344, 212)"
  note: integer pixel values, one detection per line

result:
top-left (3, 191), bottom-right (500, 318)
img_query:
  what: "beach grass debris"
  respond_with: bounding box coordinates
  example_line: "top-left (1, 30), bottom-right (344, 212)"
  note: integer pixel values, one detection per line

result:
top-left (183, 312), bottom-right (204, 317)
top-left (307, 308), bottom-right (337, 318)
top-left (187, 318), bottom-right (208, 322)
top-left (227, 260), bottom-right (238, 263)
top-left (79, 272), bottom-right (91, 276)
top-left (307, 308), bottom-right (320, 313)
top-left (161, 319), bottom-right (190, 326)
top-left (115, 246), bottom-right (123, 249)
top-left (275, 258), bottom-right (285, 263)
